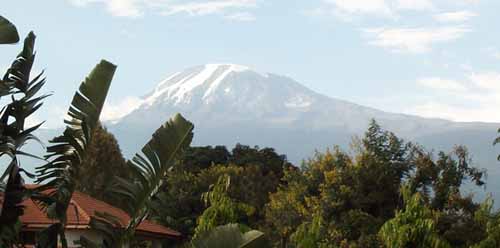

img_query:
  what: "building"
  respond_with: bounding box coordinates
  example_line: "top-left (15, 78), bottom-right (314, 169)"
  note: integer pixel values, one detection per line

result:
top-left (0, 186), bottom-right (181, 247)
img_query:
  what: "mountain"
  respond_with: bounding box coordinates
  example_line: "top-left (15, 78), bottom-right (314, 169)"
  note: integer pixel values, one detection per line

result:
top-left (108, 63), bottom-right (499, 201)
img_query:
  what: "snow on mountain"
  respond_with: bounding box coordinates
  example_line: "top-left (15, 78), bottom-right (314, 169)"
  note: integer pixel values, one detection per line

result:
top-left (114, 63), bottom-right (460, 136)
top-left (31, 63), bottom-right (500, 204)
top-left (110, 63), bottom-right (497, 162)
top-left (142, 64), bottom-right (267, 107)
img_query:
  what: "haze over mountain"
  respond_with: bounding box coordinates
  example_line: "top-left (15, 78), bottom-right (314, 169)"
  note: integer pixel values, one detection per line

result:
top-left (106, 64), bottom-right (499, 200)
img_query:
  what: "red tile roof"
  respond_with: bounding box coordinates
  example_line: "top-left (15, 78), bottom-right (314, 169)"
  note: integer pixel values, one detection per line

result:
top-left (0, 185), bottom-right (181, 239)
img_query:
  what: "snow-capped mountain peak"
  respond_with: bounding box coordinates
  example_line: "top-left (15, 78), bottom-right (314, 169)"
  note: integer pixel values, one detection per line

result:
top-left (143, 64), bottom-right (264, 106)
top-left (110, 64), bottom-right (498, 173)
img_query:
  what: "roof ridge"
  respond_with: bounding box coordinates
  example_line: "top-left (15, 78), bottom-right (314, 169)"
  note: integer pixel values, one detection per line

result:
top-left (69, 198), bottom-right (91, 224)
top-left (5, 184), bottom-right (181, 238)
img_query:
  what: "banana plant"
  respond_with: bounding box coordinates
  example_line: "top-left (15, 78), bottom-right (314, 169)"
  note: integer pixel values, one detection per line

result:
top-left (115, 113), bottom-right (193, 245)
top-left (0, 29), bottom-right (48, 246)
top-left (80, 113), bottom-right (194, 247)
top-left (0, 15), bottom-right (19, 44)
top-left (191, 224), bottom-right (266, 248)
top-left (35, 59), bottom-right (116, 247)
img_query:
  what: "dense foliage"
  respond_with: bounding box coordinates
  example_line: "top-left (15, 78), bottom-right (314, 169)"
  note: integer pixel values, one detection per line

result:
top-left (76, 123), bottom-right (131, 208)
top-left (142, 120), bottom-right (498, 248)
top-left (150, 145), bottom-right (291, 238)
top-left (263, 121), bottom-right (491, 247)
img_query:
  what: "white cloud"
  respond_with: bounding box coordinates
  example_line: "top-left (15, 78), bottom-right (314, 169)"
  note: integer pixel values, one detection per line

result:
top-left (67, 0), bottom-right (258, 19)
top-left (396, 0), bottom-right (435, 11)
top-left (323, 0), bottom-right (394, 18)
top-left (101, 96), bottom-right (143, 122)
top-left (319, 0), bottom-right (435, 19)
top-left (468, 72), bottom-right (500, 91)
top-left (69, 0), bottom-right (143, 17)
top-left (485, 47), bottom-right (500, 60)
top-left (161, 0), bottom-right (257, 16)
top-left (363, 26), bottom-right (470, 53)
top-left (411, 71), bottom-right (500, 123)
top-left (409, 101), bottom-right (500, 122)
top-left (433, 11), bottom-right (477, 23)
top-left (223, 12), bottom-right (256, 22)
top-left (417, 77), bottom-right (467, 91)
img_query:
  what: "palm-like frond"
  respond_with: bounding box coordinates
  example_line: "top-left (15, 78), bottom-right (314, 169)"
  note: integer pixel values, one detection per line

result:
top-left (77, 212), bottom-right (124, 248)
top-left (110, 113), bottom-right (194, 244)
top-left (191, 223), bottom-right (266, 248)
top-left (35, 223), bottom-right (60, 248)
top-left (0, 160), bottom-right (24, 246)
top-left (1, 32), bottom-right (48, 137)
top-left (0, 15), bottom-right (19, 44)
top-left (35, 60), bottom-right (116, 245)
top-left (0, 32), bottom-right (47, 246)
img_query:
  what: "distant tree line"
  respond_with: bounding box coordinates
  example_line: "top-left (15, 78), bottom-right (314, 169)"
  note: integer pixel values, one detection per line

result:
top-left (80, 120), bottom-right (500, 248)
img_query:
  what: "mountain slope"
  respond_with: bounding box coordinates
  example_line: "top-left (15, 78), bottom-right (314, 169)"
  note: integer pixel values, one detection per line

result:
top-left (108, 64), bottom-right (499, 201)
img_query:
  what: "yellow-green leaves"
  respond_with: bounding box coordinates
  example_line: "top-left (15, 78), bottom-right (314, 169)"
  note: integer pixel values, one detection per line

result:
top-left (192, 223), bottom-right (266, 248)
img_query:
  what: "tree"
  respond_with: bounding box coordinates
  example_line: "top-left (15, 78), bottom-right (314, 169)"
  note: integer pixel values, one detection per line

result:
top-left (265, 168), bottom-right (308, 248)
top-left (150, 170), bottom-right (205, 236)
top-left (178, 146), bottom-right (230, 172)
top-left (290, 213), bottom-right (329, 248)
top-left (191, 223), bottom-right (266, 248)
top-left (470, 197), bottom-right (500, 248)
top-left (176, 144), bottom-right (292, 176)
top-left (230, 144), bottom-right (291, 177)
top-left (194, 175), bottom-right (246, 237)
top-left (75, 123), bottom-right (130, 207)
top-left (265, 121), bottom-right (489, 247)
top-left (151, 145), bottom-right (291, 241)
top-left (407, 146), bottom-right (487, 247)
top-left (379, 186), bottom-right (450, 248)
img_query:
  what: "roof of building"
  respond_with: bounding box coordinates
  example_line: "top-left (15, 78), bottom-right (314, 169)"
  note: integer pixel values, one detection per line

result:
top-left (0, 185), bottom-right (181, 240)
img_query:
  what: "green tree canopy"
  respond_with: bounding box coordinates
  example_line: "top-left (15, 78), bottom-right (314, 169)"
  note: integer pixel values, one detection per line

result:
top-left (75, 123), bottom-right (130, 208)
top-left (379, 186), bottom-right (450, 248)
top-left (151, 144), bottom-right (292, 240)
top-left (265, 120), bottom-right (489, 248)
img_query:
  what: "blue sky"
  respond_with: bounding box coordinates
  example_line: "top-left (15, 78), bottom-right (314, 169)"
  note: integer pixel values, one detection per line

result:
top-left (2, 0), bottom-right (500, 127)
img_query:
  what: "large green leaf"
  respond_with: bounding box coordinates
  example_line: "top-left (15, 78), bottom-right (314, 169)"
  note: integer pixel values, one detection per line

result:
top-left (35, 60), bottom-right (116, 247)
top-left (79, 113), bottom-right (194, 247)
top-left (77, 212), bottom-right (124, 247)
top-left (110, 113), bottom-right (194, 245)
top-left (0, 15), bottom-right (19, 44)
top-left (0, 32), bottom-right (46, 246)
top-left (191, 224), bottom-right (267, 248)
top-left (0, 161), bottom-right (24, 247)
